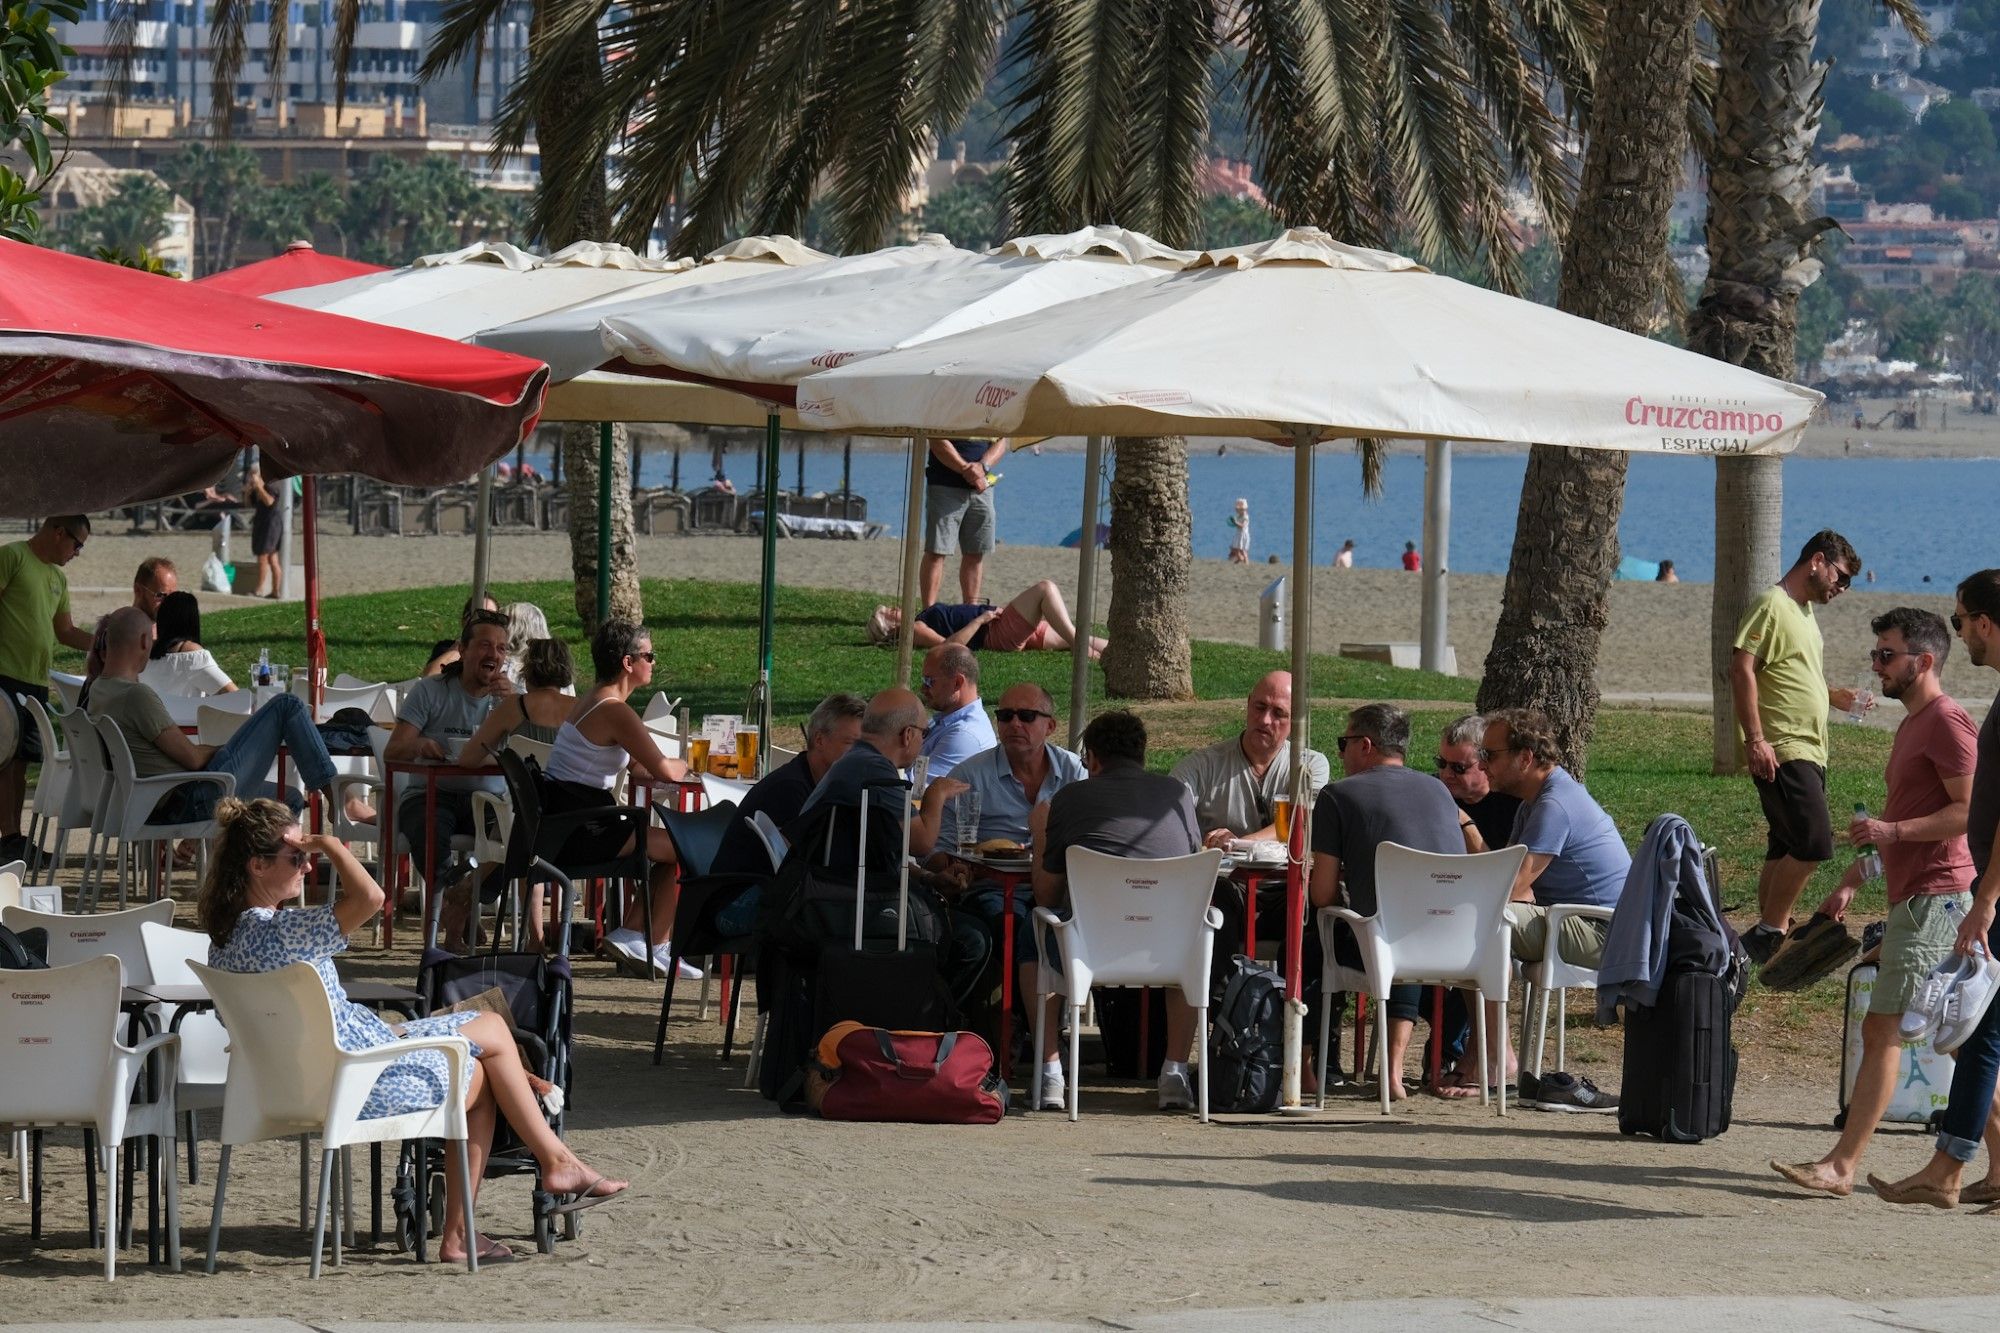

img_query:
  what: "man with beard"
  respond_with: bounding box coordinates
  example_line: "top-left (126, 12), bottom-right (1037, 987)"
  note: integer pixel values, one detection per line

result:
top-left (1771, 608), bottom-right (1976, 1197)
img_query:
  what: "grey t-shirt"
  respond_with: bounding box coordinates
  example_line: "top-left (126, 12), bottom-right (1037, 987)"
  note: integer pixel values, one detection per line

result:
top-left (1042, 761), bottom-right (1201, 874)
top-left (1309, 763), bottom-right (1466, 916)
top-left (395, 674), bottom-right (500, 799)
top-left (1169, 733), bottom-right (1330, 837)
top-left (1969, 687), bottom-right (2000, 879)
top-left (1509, 767), bottom-right (1631, 908)
top-left (89, 676), bottom-right (181, 779)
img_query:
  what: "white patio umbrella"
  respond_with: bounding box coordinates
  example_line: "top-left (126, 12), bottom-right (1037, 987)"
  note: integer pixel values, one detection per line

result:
top-left (586, 225), bottom-right (1199, 743)
top-left (265, 235), bottom-right (836, 608)
top-left (795, 226), bottom-right (1824, 1107)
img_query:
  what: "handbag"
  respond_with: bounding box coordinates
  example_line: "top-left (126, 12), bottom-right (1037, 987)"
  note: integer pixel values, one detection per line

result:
top-left (804, 1021), bottom-right (1008, 1124)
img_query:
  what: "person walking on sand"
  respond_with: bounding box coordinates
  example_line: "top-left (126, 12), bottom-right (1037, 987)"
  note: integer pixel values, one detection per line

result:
top-left (1869, 569), bottom-right (2000, 1211)
top-left (246, 465), bottom-right (283, 598)
top-left (1772, 608), bottom-right (1977, 1198)
top-left (1228, 498), bottom-right (1251, 564)
top-left (1334, 539), bottom-right (1355, 569)
top-left (1729, 529), bottom-right (1867, 966)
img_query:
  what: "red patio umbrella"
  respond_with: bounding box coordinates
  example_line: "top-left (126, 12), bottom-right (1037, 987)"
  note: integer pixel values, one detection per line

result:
top-left (0, 239), bottom-right (548, 692)
top-left (194, 240), bottom-right (387, 297)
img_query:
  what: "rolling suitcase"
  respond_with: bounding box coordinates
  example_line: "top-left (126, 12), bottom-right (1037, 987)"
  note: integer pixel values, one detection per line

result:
top-left (1835, 961), bottom-right (1952, 1130)
top-left (1618, 964), bottom-right (1737, 1143)
top-left (810, 775), bottom-right (952, 1038)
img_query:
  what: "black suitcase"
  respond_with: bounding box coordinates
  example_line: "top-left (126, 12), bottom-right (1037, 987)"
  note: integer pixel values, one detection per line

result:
top-left (812, 776), bottom-right (951, 1034)
top-left (1618, 965), bottom-right (1738, 1143)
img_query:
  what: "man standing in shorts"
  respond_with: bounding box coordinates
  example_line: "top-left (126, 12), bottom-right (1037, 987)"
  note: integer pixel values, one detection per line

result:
top-left (0, 515), bottom-right (95, 864)
top-left (1771, 607), bottom-right (1976, 1197)
top-left (920, 437), bottom-right (1007, 608)
top-left (1730, 528), bottom-right (1866, 964)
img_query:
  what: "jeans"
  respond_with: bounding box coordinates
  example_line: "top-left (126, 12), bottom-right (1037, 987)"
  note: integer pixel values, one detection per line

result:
top-left (164, 694), bottom-right (337, 822)
top-left (1937, 915), bottom-right (2000, 1162)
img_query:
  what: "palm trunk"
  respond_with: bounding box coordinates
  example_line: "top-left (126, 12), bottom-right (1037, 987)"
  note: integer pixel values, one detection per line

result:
top-left (1477, 0), bottom-right (1705, 773)
top-left (1690, 0), bottom-right (1828, 774)
top-left (529, 12), bottom-right (639, 631)
top-left (1102, 435), bottom-right (1193, 701)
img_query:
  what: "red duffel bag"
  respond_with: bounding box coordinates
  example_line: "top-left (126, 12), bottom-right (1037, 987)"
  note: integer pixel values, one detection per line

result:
top-left (804, 1021), bottom-right (1009, 1123)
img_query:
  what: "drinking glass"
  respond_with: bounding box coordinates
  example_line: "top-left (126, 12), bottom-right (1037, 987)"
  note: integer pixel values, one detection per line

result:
top-left (1274, 796), bottom-right (1293, 844)
top-left (688, 736), bottom-right (712, 774)
top-left (735, 725), bottom-right (760, 776)
top-left (956, 789), bottom-right (982, 857)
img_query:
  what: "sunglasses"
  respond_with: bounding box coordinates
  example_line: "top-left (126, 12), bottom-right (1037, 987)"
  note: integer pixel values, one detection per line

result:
top-left (1954, 612), bottom-right (1989, 632)
top-left (630, 650), bottom-right (656, 662)
top-left (1433, 756), bottom-right (1478, 776)
top-left (1823, 558), bottom-right (1854, 590)
top-left (62, 528), bottom-right (86, 553)
top-left (1335, 735), bottom-right (1363, 753)
top-left (263, 848), bottom-right (311, 869)
top-left (1869, 647), bottom-right (1920, 666)
top-left (994, 708), bottom-right (1050, 724)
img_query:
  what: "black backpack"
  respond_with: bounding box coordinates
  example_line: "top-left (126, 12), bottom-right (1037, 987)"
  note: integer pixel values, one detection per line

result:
top-left (0, 924), bottom-right (48, 970)
top-left (1207, 954), bottom-right (1286, 1113)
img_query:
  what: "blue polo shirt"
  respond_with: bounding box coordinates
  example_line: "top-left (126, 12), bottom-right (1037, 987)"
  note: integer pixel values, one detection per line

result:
top-left (920, 698), bottom-right (996, 776)
top-left (1509, 767), bottom-right (1631, 908)
top-left (937, 741), bottom-right (1088, 853)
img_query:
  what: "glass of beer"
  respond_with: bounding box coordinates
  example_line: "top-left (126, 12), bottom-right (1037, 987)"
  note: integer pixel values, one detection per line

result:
top-left (1274, 796), bottom-right (1293, 844)
top-left (735, 725), bottom-right (760, 777)
top-left (688, 736), bottom-right (712, 774)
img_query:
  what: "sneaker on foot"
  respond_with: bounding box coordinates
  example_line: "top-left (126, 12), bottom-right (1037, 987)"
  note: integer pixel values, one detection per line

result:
top-left (1531, 1071), bottom-right (1618, 1113)
top-left (604, 927), bottom-right (648, 965)
top-left (1157, 1067), bottom-right (1195, 1112)
top-left (1742, 923), bottom-right (1786, 967)
top-left (1936, 953), bottom-right (2000, 1055)
top-left (1515, 1069), bottom-right (1543, 1109)
top-left (649, 943), bottom-right (703, 980)
top-left (1038, 1068), bottom-right (1066, 1111)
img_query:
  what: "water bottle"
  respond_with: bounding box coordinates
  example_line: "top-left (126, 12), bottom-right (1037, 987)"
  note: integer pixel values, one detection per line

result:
top-left (255, 647), bottom-right (271, 689)
top-left (1854, 802), bottom-right (1884, 883)
top-left (1846, 672), bottom-right (1875, 723)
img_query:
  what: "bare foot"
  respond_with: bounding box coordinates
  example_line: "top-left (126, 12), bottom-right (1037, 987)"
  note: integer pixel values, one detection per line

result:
top-left (1771, 1159), bottom-right (1853, 1197)
top-left (1430, 1070), bottom-right (1480, 1101)
top-left (343, 795), bottom-right (377, 825)
top-left (1386, 1078), bottom-right (1410, 1102)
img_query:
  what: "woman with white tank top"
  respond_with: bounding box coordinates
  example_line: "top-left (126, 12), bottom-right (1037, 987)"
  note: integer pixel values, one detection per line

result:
top-left (542, 619), bottom-right (696, 978)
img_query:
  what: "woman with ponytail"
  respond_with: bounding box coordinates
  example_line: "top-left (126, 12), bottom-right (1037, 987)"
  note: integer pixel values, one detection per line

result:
top-left (201, 799), bottom-right (627, 1263)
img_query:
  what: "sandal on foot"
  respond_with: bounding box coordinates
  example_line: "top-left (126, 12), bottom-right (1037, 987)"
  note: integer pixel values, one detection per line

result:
top-left (1770, 1160), bottom-right (1852, 1197)
top-left (551, 1174), bottom-right (629, 1215)
top-left (1868, 1172), bottom-right (1959, 1209)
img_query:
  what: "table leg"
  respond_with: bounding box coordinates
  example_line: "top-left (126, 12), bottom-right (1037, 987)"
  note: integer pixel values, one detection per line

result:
top-left (380, 779), bottom-right (398, 951)
top-left (1430, 987), bottom-right (1444, 1091)
top-left (999, 876), bottom-right (1016, 1081)
top-left (1243, 874), bottom-right (1258, 956)
top-left (423, 779), bottom-right (440, 948)
top-left (371, 1142), bottom-right (381, 1244)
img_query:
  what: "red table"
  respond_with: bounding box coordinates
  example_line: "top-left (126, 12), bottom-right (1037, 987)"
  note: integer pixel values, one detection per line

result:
top-left (377, 758), bottom-right (500, 950)
top-left (965, 855), bottom-right (1034, 1080)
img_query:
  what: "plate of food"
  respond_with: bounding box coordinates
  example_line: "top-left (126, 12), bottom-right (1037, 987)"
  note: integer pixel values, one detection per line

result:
top-left (972, 838), bottom-right (1033, 871)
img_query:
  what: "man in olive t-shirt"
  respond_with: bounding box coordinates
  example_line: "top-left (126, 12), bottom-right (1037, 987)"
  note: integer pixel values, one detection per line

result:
top-left (0, 515), bottom-right (94, 862)
top-left (1729, 528), bottom-right (1865, 964)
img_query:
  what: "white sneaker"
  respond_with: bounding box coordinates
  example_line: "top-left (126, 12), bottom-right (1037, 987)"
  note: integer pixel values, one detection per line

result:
top-left (1157, 1067), bottom-right (1195, 1112)
top-left (1037, 1068), bottom-right (1066, 1111)
top-left (650, 943), bottom-right (703, 980)
top-left (1936, 954), bottom-right (2000, 1055)
top-left (1902, 954), bottom-right (1978, 1042)
top-left (604, 927), bottom-right (648, 966)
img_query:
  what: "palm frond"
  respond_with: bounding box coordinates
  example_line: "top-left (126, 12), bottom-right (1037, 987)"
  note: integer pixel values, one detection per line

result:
top-left (206, 0), bottom-right (252, 134)
top-left (820, 0), bottom-right (942, 250)
top-left (104, 0), bottom-right (140, 111)
top-left (1002, 0), bottom-right (1144, 233)
top-left (1513, 0), bottom-right (1601, 125)
top-left (1232, 0), bottom-right (1351, 232)
top-left (1355, 437), bottom-right (1385, 498)
top-left (1376, 0), bottom-right (1482, 268)
top-left (1115, 0), bottom-right (1216, 246)
top-left (419, 0), bottom-right (513, 85)
top-left (1448, 0), bottom-right (1578, 242)
top-left (331, 0), bottom-right (362, 114)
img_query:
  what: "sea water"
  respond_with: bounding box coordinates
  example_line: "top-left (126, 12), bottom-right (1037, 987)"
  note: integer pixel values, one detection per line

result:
top-left (590, 444), bottom-right (1999, 596)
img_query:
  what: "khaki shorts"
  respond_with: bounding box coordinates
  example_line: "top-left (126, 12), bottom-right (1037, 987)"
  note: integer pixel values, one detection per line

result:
top-left (1870, 891), bottom-right (1971, 1016)
top-left (925, 483), bottom-right (996, 556)
top-left (1507, 902), bottom-right (1609, 970)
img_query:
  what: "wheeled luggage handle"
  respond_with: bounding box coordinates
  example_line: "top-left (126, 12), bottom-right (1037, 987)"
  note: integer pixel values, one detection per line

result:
top-left (854, 775), bottom-right (915, 952)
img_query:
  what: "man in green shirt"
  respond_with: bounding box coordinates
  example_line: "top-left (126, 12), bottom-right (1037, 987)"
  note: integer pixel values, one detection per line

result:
top-left (1729, 528), bottom-right (1865, 964)
top-left (0, 515), bottom-right (95, 864)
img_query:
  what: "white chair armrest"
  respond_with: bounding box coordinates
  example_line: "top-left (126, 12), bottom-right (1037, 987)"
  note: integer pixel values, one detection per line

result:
top-left (106, 1031), bottom-right (181, 1132)
top-left (1544, 903), bottom-right (1615, 929)
top-left (1204, 905), bottom-right (1224, 931)
top-left (1318, 906), bottom-right (1393, 998)
top-left (127, 770), bottom-right (235, 802)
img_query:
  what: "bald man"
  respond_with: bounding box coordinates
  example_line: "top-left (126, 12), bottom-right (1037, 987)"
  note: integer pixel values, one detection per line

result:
top-left (1171, 670), bottom-right (1331, 849)
top-left (794, 687), bottom-right (929, 870)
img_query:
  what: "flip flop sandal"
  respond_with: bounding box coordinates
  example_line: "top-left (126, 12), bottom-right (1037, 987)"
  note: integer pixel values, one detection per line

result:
top-left (551, 1175), bottom-right (629, 1216)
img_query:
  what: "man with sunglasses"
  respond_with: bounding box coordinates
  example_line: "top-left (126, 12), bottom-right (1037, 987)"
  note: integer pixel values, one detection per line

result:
top-left (917, 643), bottom-right (997, 779)
top-left (1434, 712), bottom-right (1520, 854)
top-left (1730, 528), bottom-right (1866, 965)
top-left (130, 555), bottom-right (178, 618)
top-left (0, 515), bottom-right (95, 865)
top-left (1772, 606), bottom-right (1976, 1198)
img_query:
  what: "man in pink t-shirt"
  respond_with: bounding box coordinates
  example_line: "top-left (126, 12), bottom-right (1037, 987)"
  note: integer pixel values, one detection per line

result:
top-left (1773, 606), bottom-right (1977, 1198)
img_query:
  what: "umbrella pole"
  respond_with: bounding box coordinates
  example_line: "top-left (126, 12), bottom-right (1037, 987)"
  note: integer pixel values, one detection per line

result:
top-left (1421, 441), bottom-right (1451, 673)
top-left (302, 475), bottom-right (324, 712)
top-left (842, 437), bottom-right (853, 515)
top-left (275, 466), bottom-right (294, 601)
top-left (1282, 427), bottom-right (1315, 1110)
top-left (471, 465), bottom-right (495, 610)
top-left (596, 422), bottom-right (613, 625)
top-left (1068, 434), bottom-right (1105, 748)
top-left (894, 436), bottom-right (923, 687)
top-left (757, 411), bottom-right (781, 775)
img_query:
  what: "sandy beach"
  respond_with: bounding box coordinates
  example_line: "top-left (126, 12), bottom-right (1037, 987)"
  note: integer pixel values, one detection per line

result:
top-left (58, 528), bottom-right (1994, 715)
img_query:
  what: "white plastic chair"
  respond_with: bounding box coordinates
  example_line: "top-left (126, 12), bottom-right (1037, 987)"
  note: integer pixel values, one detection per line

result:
top-left (1317, 843), bottom-right (1526, 1116)
top-left (1033, 847), bottom-right (1224, 1123)
top-left (701, 773), bottom-right (752, 806)
top-left (0, 954), bottom-right (181, 1279)
top-left (94, 715), bottom-right (232, 907)
top-left (53, 707), bottom-right (113, 906)
top-left (190, 960), bottom-right (480, 1277)
top-left (139, 923), bottom-right (231, 1185)
top-left (47, 670), bottom-right (84, 711)
top-left (195, 703), bottom-right (255, 746)
top-left (292, 678), bottom-right (388, 722)
top-left (20, 693), bottom-right (69, 879)
top-left (1518, 902), bottom-right (1616, 1079)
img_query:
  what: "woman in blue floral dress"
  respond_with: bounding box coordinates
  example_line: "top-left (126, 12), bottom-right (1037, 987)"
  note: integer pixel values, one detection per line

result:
top-left (201, 797), bottom-right (627, 1263)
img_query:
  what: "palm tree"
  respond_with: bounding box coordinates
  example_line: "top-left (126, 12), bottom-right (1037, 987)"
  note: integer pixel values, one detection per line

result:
top-left (1475, 0), bottom-right (1706, 772)
top-left (475, 0), bottom-right (1593, 695)
top-left (1691, 0), bottom-right (1924, 774)
top-left (157, 142), bottom-right (261, 273)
